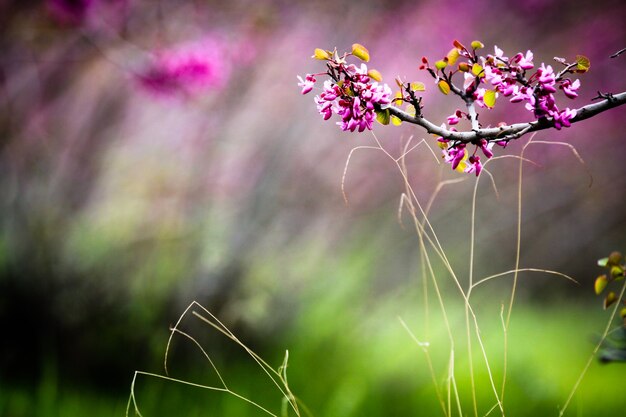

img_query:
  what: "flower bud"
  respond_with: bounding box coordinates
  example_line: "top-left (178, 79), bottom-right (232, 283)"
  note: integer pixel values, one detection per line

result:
top-left (471, 40), bottom-right (484, 50)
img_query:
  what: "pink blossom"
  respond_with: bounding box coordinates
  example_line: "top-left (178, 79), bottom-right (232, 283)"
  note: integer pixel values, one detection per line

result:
top-left (465, 155), bottom-right (482, 176)
top-left (447, 113), bottom-right (460, 125)
top-left (560, 79), bottom-right (581, 99)
top-left (512, 51), bottom-right (534, 70)
top-left (297, 74), bottom-right (316, 95)
top-left (552, 108), bottom-right (577, 130)
top-left (479, 139), bottom-right (494, 158)
top-left (137, 38), bottom-right (232, 99)
top-left (444, 144), bottom-right (467, 170)
top-left (537, 64), bottom-right (556, 90)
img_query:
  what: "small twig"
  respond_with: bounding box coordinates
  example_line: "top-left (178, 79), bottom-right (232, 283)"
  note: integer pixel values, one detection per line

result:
top-left (610, 48), bottom-right (626, 59)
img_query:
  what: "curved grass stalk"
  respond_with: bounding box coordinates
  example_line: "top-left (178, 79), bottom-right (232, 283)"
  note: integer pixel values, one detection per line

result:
top-left (558, 278), bottom-right (626, 416)
top-left (132, 300), bottom-right (301, 417)
top-left (399, 317), bottom-right (448, 417)
top-left (369, 133), bottom-right (505, 416)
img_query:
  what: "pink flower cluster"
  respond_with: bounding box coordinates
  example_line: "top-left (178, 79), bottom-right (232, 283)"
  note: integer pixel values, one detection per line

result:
top-left (137, 38), bottom-right (235, 100)
top-left (478, 47), bottom-right (581, 130)
top-left (438, 136), bottom-right (497, 176)
top-left (299, 63), bottom-right (392, 132)
top-left (430, 43), bottom-right (586, 176)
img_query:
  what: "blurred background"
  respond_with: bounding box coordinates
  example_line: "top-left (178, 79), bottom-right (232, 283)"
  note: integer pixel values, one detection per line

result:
top-left (1, 0), bottom-right (626, 416)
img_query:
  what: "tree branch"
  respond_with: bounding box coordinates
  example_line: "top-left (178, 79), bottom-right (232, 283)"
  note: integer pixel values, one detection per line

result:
top-left (386, 91), bottom-right (626, 144)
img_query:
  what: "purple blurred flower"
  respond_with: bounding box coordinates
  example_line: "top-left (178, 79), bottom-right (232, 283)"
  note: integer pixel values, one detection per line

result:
top-left (136, 38), bottom-right (232, 99)
top-left (46, 0), bottom-right (93, 25)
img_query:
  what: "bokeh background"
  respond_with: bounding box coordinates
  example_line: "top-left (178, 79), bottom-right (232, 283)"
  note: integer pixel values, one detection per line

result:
top-left (1, 0), bottom-right (626, 416)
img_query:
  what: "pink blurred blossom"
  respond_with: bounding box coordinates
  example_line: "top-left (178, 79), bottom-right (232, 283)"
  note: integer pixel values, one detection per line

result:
top-left (136, 38), bottom-right (236, 99)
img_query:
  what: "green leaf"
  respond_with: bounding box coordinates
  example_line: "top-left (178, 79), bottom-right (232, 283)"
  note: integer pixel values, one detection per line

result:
top-left (611, 265), bottom-right (624, 280)
top-left (313, 48), bottom-right (331, 60)
top-left (411, 82), bottom-right (425, 92)
top-left (483, 90), bottom-right (496, 108)
top-left (368, 69), bottom-right (383, 81)
top-left (597, 257), bottom-right (609, 267)
top-left (437, 80), bottom-right (450, 95)
top-left (575, 55), bottom-right (590, 72)
top-left (446, 48), bottom-right (460, 66)
top-left (376, 108), bottom-right (390, 125)
top-left (471, 63), bottom-right (483, 77)
top-left (604, 291), bottom-right (618, 309)
top-left (391, 115), bottom-right (402, 126)
top-left (595, 275), bottom-right (608, 295)
top-left (352, 43), bottom-right (370, 62)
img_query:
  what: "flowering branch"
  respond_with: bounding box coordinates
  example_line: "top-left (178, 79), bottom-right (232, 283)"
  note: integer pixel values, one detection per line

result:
top-left (299, 42), bottom-right (626, 175)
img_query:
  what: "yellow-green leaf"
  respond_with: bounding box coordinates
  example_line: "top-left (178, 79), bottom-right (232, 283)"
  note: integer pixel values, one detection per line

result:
top-left (598, 257), bottom-right (609, 267)
top-left (438, 80), bottom-right (450, 95)
top-left (376, 108), bottom-right (390, 125)
top-left (458, 62), bottom-right (470, 72)
top-left (471, 40), bottom-right (484, 50)
top-left (391, 115), bottom-right (402, 126)
top-left (611, 265), bottom-right (624, 280)
top-left (352, 43), bottom-right (370, 62)
top-left (471, 63), bottom-right (483, 77)
top-left (446, 48), bottom-right (460, 66)
top-left (393, 91), bottom-right (403, 105)
top-left (410, 82), bottom-right (425, 92)
top-left (435, 60), bottom-right (447, 70)
top-left (595, 274), bottom-right (608, 295)
top-left (604, 291), bottom-right (618, 309)
top-left (620, 307), bottom-right (626, 319)
top-left (483, 89), bottom-right (496, 108)
top-left (313, 48), bottom-right (331, 60)
top-left (368, 69), bottom-right (383, 81)
top-left (576, 55), bottom-right (590, 72)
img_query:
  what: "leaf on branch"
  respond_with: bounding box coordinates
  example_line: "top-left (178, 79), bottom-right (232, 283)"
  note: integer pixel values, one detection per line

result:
top-left (438, 80), bottom-right (450, 95)
top-left (471, 63), bottom-right (483, 77)
top-left (368, 69), bottom-right (383, 81)
top-left (484, 89), bottom-right (497, 108)
top-left (411, 82), bottom-right (426, 92)
top-left (313, 48), bottom-right (331, 60)
top-left (471, 40), bottom-right (484, 50)
top-left (435, 60), bottom-right (447, 70)
top-left (594, 275), bottom-right (608, 295)
top-left (352, 43), bottom-right (370, 62)
top-left (453, 39), bottom-right (466, 50)
top-left (604, 291), bottom-right (618, 309)
top-left (391, 115), bottom-right (402, 126)
top-left (393, 91), bottom-right (403, 105)
top-left (376, 108), bottom-right (390, 125)
top-left (575, 55), bottom-right (590, 73)
top-left (446, 48), bottom-right (460, 65)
